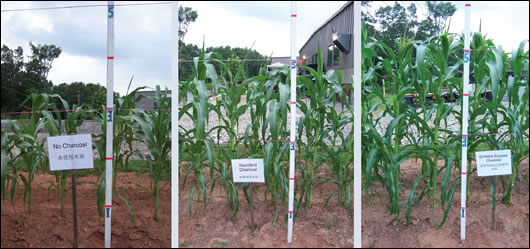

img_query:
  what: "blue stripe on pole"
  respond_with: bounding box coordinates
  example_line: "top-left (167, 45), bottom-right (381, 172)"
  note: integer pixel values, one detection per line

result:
top-left (107, 110), bottom-right (113, 122)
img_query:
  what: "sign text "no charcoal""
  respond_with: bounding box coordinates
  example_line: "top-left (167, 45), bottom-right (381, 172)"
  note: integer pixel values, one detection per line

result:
top-left (52, 142), bottom-right (88, 150)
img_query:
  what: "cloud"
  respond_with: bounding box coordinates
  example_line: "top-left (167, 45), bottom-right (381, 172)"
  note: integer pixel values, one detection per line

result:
top-left (183, 1), bottom-right (349, 57)
top-left (47, 52), bottom-right (106, 86)
top-left (7, 1), bottom-right (525, 97)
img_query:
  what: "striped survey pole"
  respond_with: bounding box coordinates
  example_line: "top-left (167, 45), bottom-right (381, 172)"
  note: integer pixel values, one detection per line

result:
top-left (461, 0), bottom-right (471, 241)
top-left (353, 2), bottom-right (361, 248)
top-left (287, 0), bottom-right (297, 244)
top-left (171, 1), bottom-right (179, 248)
top-left (105, 1), bottom-right (114, 248)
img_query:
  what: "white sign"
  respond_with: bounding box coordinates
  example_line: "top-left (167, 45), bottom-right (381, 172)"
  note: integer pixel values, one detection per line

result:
top-left (476, 150), bottom-right (512, 177)
top-left (231, 159), bottom-right (265, 183)
top-left (48, 134), bottom-right (94, 171)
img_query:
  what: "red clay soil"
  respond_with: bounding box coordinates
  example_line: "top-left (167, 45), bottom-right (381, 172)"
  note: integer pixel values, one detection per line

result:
top-left (1, 173), bottom-right (170, 248)
top-left (2, 160), bottom-right (528, 248)
top-left (179, 167), bottom-right (354, 248)
top-left (363, 159), bottom-right (529, 248)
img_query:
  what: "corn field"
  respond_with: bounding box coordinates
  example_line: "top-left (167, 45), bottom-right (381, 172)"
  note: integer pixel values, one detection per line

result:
top-left (361, 23), bottom-right (529, 226)
top-left (1, 25), bottom-right (528, 238)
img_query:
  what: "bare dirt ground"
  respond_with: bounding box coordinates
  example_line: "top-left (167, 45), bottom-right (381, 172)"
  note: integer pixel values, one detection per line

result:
top-left (179, 166), bottom-right (354, 248)
top-left (1, 173), bottom-right (171, 248)
top-left (2, 160), bottom-right (527, 248)
top-left (363, 158), bottom-right (529, 248)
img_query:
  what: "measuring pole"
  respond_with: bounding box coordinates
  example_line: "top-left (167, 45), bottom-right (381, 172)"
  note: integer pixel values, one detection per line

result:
top-left (287, 0), bottom-right (297, 244)
top-left (171, 1), bottom-right (179, 248)
top-left (105, 1), bottom-right (115, 248)
top-left (461, 0), bottom-right (471, 241)
top-left (353, 2), bottom-right (361, 248)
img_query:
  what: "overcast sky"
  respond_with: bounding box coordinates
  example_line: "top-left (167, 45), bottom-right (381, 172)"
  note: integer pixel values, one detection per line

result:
top-left (1, 1), bottom-right (529, 95)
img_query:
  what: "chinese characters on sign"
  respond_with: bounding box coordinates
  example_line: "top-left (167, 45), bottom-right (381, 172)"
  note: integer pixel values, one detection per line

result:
top-left (57, 154), bottom-right (86, 160)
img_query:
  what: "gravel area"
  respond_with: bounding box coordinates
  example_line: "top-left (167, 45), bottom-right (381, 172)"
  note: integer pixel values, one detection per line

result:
top-left (178, 96), bottom-right (353, 146)
top-left (370, 101), bottom-right (522, 145)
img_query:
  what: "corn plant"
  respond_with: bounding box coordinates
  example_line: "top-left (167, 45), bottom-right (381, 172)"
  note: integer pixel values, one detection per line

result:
top-left (179, 49), bottom-right (217, 213)
top-left (362, 23), bottom-right (462, 225)
top-left (502, 40), bottom-right (529, 204)
top-left (126, 85), bottom-right (171, 220)
top-left (1, 130), bottom-right (9, 202)
top-left (297, 43), bottom-right (350, 208)
top-left (413, 32), bottom-right (463, 208)
top-left (7, 93), bottom-right (49, 214)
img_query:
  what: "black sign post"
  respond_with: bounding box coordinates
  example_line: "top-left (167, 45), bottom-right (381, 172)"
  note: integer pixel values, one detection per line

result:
top-left (72, 170), bottom-right (79, 248)
top-left (249, 183), bottom-right (255, 231)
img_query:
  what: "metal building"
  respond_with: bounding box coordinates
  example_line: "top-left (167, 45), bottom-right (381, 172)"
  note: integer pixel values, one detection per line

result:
top-left (299, 1), bottom-right (353, 103)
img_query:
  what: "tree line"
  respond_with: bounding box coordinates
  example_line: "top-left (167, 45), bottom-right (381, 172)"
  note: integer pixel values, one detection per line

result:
top-left (2, 2), bottom-right (460, 114)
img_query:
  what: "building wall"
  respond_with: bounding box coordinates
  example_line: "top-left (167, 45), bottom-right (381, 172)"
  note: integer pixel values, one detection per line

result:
top-left (134, 91), bottom-right (169, 110)
top-left (299, 1), bottom-right (353, 84)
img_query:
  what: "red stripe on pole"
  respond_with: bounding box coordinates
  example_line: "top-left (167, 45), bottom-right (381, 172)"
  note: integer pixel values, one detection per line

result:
top-left (289, 178), bottom-right (295, 180)
top-left (462, 172), bottom-right (467, 175)
top-left (463, 94), bottom-right (469, 96)
top-left (464, 50), bottom-right (470, 53)
top-left (465, 4), bottom-right (471, 6)
top-left (462, 135), bottom-right (468, 137)
top-left (290, 141), bottom-right (295, 144)
top-left (107, 56), bottom-right (114, 60)
top-left (290, 101), bottom-right (297, 104)
top-left (288, 211), bottom-right (293, 213)
top-left (291, 14), bottom-right (297, 17)
top-left (106, 108), bottom-right (113, 110)
top-left (105, 205), bottom-right (112, 208)
top-left (106, 157), bottom-right (113, 160)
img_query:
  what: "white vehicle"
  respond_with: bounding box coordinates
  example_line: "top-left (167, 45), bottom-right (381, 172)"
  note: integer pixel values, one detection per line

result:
top-left (266, 62), bottom-right (288, 75)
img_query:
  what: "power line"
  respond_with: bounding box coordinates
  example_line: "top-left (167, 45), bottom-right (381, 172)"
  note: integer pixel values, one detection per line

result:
top-left (178, 58), bottom-right (280, 63)
top-left (1, 2), bottom-right (172, 12)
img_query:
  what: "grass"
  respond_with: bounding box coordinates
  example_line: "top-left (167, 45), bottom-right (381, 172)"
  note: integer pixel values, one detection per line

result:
top-left (323, 217), bottom-right (335, 230)
top-left (180, 242), bottom-right (190, 248)
top-left (215, 241), bottom-right (228, 248)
